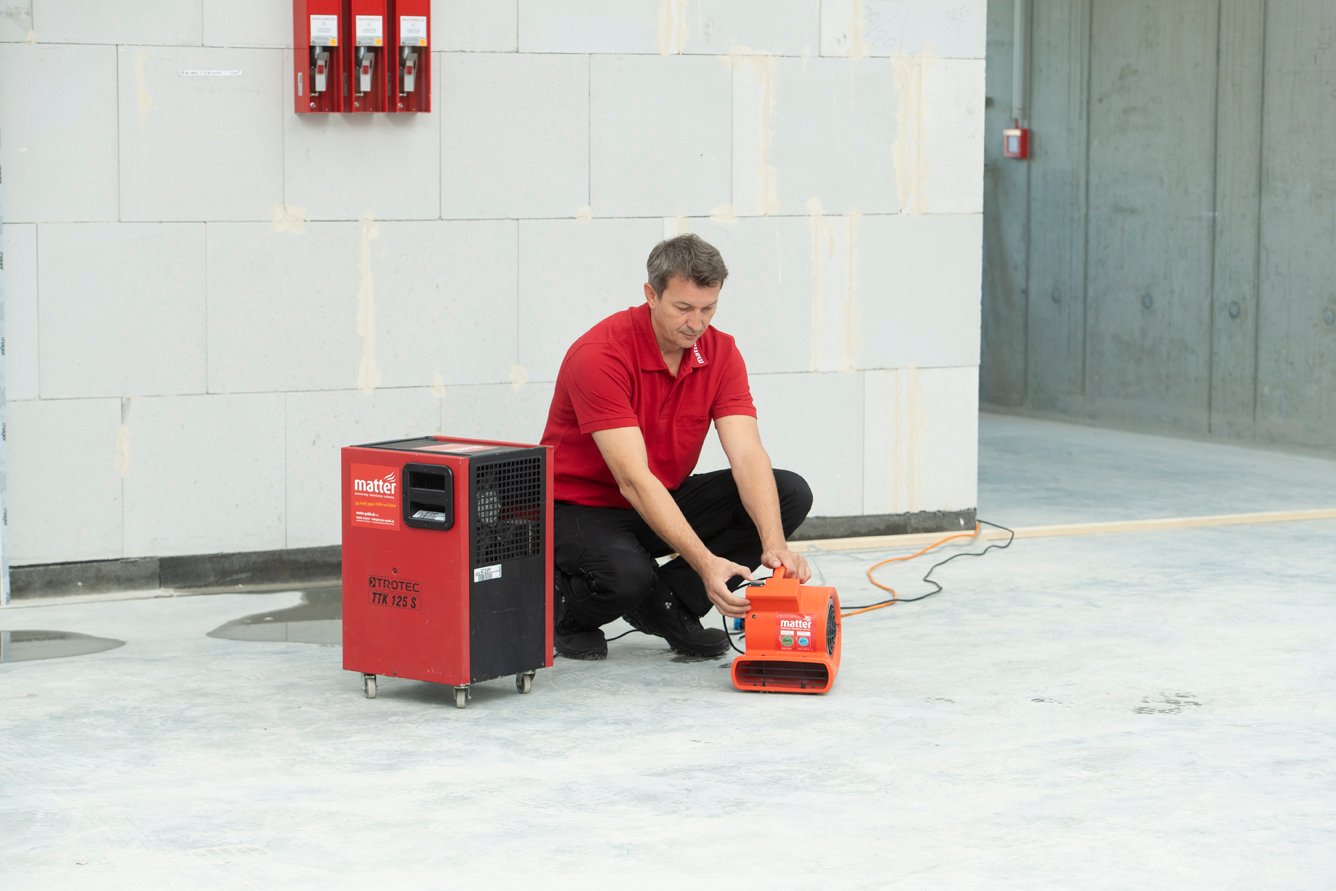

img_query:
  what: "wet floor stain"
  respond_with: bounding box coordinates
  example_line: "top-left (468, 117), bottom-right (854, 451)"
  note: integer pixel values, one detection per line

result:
top-left (0, 630), bottom-right (126, 663)
top-left (207, 586), bottom-right (342, 646)
top-left (1133, 692), bottom-right (1202, 715)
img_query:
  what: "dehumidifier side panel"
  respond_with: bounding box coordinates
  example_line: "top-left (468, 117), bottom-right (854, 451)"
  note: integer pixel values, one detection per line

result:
top-left (469, 555), bottom-right (547, 682)
top-left (467, 449), bottom-right (548, 683)
top-left (542, 444), bottom-right (555, 663)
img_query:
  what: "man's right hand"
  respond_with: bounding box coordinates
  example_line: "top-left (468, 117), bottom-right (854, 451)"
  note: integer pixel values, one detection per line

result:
top-left (696, 554), bottom-right (754, 618)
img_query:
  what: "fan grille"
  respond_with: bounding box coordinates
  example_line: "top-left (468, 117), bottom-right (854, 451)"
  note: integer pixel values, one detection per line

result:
top-left (826, 597), bottom-right (838, 655)
top-left (734, 660), bottom-right (830, 691)
top-left (471, 455), bottom-right (544, 567)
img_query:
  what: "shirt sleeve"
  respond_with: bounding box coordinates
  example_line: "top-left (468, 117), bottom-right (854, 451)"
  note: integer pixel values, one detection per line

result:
top-left (710, 341), bottom-right (757, 420)
top-left (564, 343), bottom-right (641, 434)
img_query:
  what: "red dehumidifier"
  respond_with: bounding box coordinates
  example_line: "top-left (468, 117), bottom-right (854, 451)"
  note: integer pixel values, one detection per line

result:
top-left (341, 435), bottom-right (553, 708)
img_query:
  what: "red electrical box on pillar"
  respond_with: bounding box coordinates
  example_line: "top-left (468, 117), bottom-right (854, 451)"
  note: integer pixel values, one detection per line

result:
top-left (1003, 122), bottom-right (1030, 159)
top-left (347, 0), bottom-right (389, 112)
top-left (293, 0), bottom-right (344, 112)
top-left (391, 0), bottom-right (431, 112)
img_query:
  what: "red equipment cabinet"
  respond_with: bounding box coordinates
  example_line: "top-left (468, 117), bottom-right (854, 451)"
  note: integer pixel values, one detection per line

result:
top-left (391, 0), bottom-right (431, 112)
top-left (1003, 124), bottom-right (1030, 159)
top-left (347, 0), bottom-right (389, 112)
top-left (341, 436), bottom-right (554, 708)
top-left (293, 0), bottom-right (345, 113)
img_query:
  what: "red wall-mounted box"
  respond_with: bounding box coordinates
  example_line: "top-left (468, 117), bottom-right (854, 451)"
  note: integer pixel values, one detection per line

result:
top-left (293, 0), bottom-right (345, 113)
top-left (347, 0), bottom-right (389, 112)
top-left (1004, 126), bottom-right (1030, 159)
top-left (392, 0), bottom-right (431, 112)
top-left (294, 0), bottom-right (431, 114)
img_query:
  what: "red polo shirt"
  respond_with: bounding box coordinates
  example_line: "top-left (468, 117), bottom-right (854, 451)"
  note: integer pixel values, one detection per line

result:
top-left (541, 303), bottom-right (757, 508)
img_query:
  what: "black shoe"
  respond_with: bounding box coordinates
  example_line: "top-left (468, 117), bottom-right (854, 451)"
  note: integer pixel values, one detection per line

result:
top-left (555, 572), bottom-right (607, 660)
top-left (555, 618), bottom-right (608, 660)
top-left (623, 586), bottom-right (729, 658)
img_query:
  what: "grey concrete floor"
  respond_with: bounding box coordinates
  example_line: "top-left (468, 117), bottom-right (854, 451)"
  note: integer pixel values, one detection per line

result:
top-left (2, 413), bottom-right (1334, 888)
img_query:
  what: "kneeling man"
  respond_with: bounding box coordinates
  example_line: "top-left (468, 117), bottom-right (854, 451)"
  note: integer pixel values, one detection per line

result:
top-left (541, 234), bottom-right (813, 660)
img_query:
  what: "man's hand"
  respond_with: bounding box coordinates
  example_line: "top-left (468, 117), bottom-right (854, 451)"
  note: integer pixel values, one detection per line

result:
top-left (761, 547), bottom-right (810, 583)
top-left (696, 554), bottom-right (754, 618)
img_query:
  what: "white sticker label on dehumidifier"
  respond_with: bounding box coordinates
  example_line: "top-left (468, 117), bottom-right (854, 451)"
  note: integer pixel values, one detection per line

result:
top-left (309, 15), bottom-right (339, 46)
top-left (356, 15), bottom-right (384, 45)
top-left (400, 16), bottom-right (428, 46)
top-left (473, 565), bottom-right (502, 583)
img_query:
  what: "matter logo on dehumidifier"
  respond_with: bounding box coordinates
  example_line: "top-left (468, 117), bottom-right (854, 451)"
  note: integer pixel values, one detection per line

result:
top-left (350, 464), bottom-right (400, 529)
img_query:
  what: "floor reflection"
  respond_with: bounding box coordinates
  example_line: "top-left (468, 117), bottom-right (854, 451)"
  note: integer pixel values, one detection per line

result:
top-left (0, 629), bottom-right (126, 663)
top-left (207, 585), bottom-right (342, 646)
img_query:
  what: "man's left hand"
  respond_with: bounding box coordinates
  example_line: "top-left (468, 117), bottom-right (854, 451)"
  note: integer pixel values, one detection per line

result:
top-left (761, 548), bottom-right (810, 583)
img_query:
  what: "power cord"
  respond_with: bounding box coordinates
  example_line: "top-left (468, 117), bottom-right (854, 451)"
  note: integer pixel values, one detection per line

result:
top-left (722, 613), bottom-right (745, 653)
top-left (598, 520), bottom-right (1015, 649)
top-left (840, 519), bottom-right (1015, 615)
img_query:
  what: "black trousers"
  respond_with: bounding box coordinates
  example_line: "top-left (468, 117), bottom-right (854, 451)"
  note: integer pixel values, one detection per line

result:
top-left (553, 469), bottom-right (813, 628)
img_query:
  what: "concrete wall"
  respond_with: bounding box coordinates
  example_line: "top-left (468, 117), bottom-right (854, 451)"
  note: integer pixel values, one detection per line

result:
top-left (982, 0), bottom-right (1336, 455)
top-left (0, 0), bottom-right (985, 568)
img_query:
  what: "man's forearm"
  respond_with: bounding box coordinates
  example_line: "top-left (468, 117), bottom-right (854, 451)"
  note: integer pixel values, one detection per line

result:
top-left (730, 448), bottom-right (786, 552)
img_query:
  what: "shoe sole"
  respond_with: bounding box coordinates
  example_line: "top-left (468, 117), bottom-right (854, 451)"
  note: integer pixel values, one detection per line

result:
top-left (667, 642), bottom-right (729, 658)
top-left (556, 649), bottom-right (607, 660)
top-left (555, 642), bottom-right (608, 660)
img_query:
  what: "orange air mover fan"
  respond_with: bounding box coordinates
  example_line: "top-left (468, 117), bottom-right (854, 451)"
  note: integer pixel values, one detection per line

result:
top-left (731, 567), bottom-right (841, 694)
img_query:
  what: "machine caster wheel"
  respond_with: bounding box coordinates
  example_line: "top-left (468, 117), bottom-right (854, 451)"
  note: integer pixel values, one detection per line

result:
top-left (516, 671), bottom-right (535, 694)
top-left (454, 686), bottom-right (469, 709)
top-left (363, 674), bottom-right (377, 699)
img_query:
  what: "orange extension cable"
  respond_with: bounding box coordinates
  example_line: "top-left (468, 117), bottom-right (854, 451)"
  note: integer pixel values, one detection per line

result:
top-left (843, 522), bottom-right (983, 618)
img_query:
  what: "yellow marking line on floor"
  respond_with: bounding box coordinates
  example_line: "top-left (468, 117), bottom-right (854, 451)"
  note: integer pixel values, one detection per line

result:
top-left (795, 508), bottom-right (1336, 554)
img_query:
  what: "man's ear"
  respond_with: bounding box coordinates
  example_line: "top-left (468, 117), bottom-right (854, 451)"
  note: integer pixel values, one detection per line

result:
top-left (644, 282), bottom-right (657, 305)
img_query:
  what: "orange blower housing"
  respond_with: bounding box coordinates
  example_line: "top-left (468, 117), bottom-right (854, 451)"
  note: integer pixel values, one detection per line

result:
top-left (731, 567), bottom-right (841, 694)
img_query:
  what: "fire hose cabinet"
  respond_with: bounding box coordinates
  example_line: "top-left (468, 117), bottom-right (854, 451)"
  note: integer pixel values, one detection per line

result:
top-left (293, 0), bottom-right (345, 113)
top-left (391, 0), bottom-right (431, 112)
top-left (341, 436), bottom-right (554, 708)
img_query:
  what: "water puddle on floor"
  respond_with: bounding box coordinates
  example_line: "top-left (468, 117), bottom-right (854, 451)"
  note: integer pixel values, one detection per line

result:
top-left (0, 630), bottom-right (126, 663)
top-left (1133, 692), bottom-right (1203, 715)
top-left (207, 585), bottom-right (342, 646)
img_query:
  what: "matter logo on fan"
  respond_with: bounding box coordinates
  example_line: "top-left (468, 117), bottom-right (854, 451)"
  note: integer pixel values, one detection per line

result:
top-left (777, 613), bottom-right (815, 651)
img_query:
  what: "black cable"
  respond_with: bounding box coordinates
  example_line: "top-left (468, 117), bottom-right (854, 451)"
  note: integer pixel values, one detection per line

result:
top-left (601, 524), bottom-right (1003, 647)
top-left (722, 614), bottom-right (744, 653)
top-left (610, 620), bottom-right (745, 652)
top-left (840, 519), bottom-right (1015, 611)
top-left (720, 576), bottom-right (767, 653)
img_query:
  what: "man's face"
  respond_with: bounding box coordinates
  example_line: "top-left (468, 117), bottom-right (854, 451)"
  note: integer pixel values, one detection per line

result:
top-left (644, 276), bottom-right (721, 354)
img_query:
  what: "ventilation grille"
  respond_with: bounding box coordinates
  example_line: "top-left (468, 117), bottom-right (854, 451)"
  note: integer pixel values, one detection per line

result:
top-left (471, 455), bottom-right (544, 568)
top-left (734, 660), bottom-right (830, 691)
top-left (826, 597), bottom-right (838, 655)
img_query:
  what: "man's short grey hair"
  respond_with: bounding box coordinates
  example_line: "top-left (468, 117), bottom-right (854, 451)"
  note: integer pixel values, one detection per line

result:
top-left (646, 234), bottom-right (729, 297)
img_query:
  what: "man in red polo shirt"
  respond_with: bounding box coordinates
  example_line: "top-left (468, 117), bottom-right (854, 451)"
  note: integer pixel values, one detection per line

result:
top-left (541, 234), bottom-right (813, 660)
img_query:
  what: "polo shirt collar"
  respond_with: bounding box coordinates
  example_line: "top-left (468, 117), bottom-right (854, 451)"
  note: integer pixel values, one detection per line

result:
top-left (633, 303), bottom-right (711, 373)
